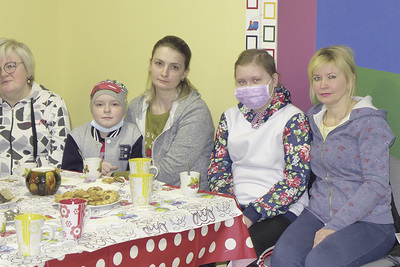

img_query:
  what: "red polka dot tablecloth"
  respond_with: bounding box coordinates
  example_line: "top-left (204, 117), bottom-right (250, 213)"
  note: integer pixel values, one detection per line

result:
top-left (44, 216), bottom-right (255, 266)
top-left (0, 172), bottom-right (256, 266)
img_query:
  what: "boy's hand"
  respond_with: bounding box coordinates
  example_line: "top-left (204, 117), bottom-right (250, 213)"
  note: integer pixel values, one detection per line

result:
top-left (101, 161), bottom-right (118, 175)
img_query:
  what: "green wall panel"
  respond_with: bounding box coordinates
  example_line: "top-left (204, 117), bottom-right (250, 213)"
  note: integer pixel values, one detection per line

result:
top-left (356, 67), bottom-right (400, 158)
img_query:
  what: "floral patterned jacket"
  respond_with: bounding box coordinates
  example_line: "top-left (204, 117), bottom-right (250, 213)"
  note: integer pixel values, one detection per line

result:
top-left (207, 86), bottom-right (312, 223)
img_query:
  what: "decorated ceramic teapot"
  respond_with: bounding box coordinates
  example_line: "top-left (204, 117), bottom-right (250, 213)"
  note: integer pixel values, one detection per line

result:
top-left (26, 167), bottom-right (61, 196)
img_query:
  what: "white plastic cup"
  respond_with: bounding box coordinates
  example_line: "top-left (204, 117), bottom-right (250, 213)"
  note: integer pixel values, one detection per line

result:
top-left (83, 157), bottom-right (102, 182)
top-left (12, 161), bottom-right (37, 185)
top-left (59, 198), bottom-right (91, 239)
top-left (0, 213), bottom-right (6, 245)
top-left (180, 171), bottom-right (200, 197)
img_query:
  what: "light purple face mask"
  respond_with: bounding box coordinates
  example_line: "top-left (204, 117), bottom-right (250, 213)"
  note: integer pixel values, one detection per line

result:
top-left (235, 83), bottom-right (272, 110)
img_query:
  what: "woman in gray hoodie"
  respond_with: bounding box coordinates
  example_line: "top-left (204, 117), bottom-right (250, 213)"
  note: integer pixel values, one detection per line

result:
top-left (125, 35), bottom-right (214, 190)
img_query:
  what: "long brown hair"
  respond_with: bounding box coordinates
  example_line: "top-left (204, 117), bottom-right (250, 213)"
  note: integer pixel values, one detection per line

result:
top-left (144, 35), bottom-right (197, 103)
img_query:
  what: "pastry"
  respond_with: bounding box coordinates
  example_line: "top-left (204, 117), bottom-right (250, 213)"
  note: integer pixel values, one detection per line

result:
top-left (102, 177), bottom-right (114, 184)
top-left (114, 177), bottom-right (125, 183)
top-left (101, 177), bottom-right (125, 184)
top-left (54, 187), bottom-right (119, 206)
top-left (0, 188), bottom-right (14, 203)
top-left (87, 186), bottom-right (102, 194)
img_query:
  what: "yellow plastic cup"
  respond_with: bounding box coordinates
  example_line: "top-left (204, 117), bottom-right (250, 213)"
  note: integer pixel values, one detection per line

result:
top-left (128, 158), bottom-right (158, 177)
top-left (14, 213), bottom-right (54, 256)
top-left (129, 173), bottom-right (161, 206)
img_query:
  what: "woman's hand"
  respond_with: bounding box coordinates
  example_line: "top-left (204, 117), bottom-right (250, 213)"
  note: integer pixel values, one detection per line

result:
top-left (243, 215), bottom-right (253, 228)
top-left (313, 228), bottom-right (335, 248)
top-left (101, 161), bottom-right (118, 175)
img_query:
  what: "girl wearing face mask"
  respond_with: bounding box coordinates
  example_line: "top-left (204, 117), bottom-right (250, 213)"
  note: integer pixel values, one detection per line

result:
top-left (208, 49), bottom-right (312, 266)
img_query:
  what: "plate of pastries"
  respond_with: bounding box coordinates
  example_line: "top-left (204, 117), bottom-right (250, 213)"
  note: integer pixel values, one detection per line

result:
top-left (54, 184), bottom-right (120, 208)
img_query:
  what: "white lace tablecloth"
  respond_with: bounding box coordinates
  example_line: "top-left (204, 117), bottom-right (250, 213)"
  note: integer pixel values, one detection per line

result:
top-left (0, 171), bottom-right (244, 267)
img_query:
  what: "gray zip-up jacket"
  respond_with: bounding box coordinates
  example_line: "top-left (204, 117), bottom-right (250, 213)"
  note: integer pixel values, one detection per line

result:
top-left (125, 90), bottom-right (214, 190)
top-left (307, 96), bottom-right (395, 231)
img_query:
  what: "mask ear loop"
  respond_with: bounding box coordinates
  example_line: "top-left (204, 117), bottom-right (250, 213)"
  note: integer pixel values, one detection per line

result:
top-left (267, 78), bottom-right (276, 98)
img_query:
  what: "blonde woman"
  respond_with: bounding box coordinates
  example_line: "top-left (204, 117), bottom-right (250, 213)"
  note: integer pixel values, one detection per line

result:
top-left (0, 38), bottom-right (70, 176)
top-left (271, 45), bottom-right (395, 266)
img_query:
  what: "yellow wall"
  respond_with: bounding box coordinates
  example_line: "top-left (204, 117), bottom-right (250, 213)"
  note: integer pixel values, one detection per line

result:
top-left (1, 0), bottom-right (244, 128)
top-left (2, 0), bottom-right (62, 97)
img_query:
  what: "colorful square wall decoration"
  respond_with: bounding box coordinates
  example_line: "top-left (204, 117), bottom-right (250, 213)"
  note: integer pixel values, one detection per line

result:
top-left (245, 0), bottom-right (278, 60)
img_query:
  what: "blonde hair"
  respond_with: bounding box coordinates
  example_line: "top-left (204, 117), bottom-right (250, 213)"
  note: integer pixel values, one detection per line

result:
top-left (308, 45), bottom-right (357, 103)
top-left (0, 38), bottom-right (35, 85)
top-left (144, 35), bottom-right (196, 103)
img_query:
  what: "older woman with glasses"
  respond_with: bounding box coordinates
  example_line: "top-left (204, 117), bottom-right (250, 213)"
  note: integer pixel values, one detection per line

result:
top-left (0, 38), bottom-right (70, 177)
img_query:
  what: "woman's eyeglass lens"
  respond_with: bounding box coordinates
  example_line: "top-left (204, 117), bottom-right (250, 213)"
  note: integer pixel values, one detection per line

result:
top-left (0, 62), bottom-right (23, 75)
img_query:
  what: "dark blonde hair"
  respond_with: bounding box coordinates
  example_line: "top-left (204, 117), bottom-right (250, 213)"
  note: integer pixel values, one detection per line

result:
top-left (0, 38), bottom-right (35, 85)
top-left (145, 35), bottom-right (196, 103)
top-left (308, 45), bottom-right (357, 103)
top-left (234, 49), bottom-right (278, 81)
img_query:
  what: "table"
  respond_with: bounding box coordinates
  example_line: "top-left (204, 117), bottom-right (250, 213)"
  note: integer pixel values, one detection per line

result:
top-left (0, 171), bottom-right (256, 266)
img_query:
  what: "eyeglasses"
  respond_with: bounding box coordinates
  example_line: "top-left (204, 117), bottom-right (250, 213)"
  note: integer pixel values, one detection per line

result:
top-left (0, 62), bottom-right (23, 75)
